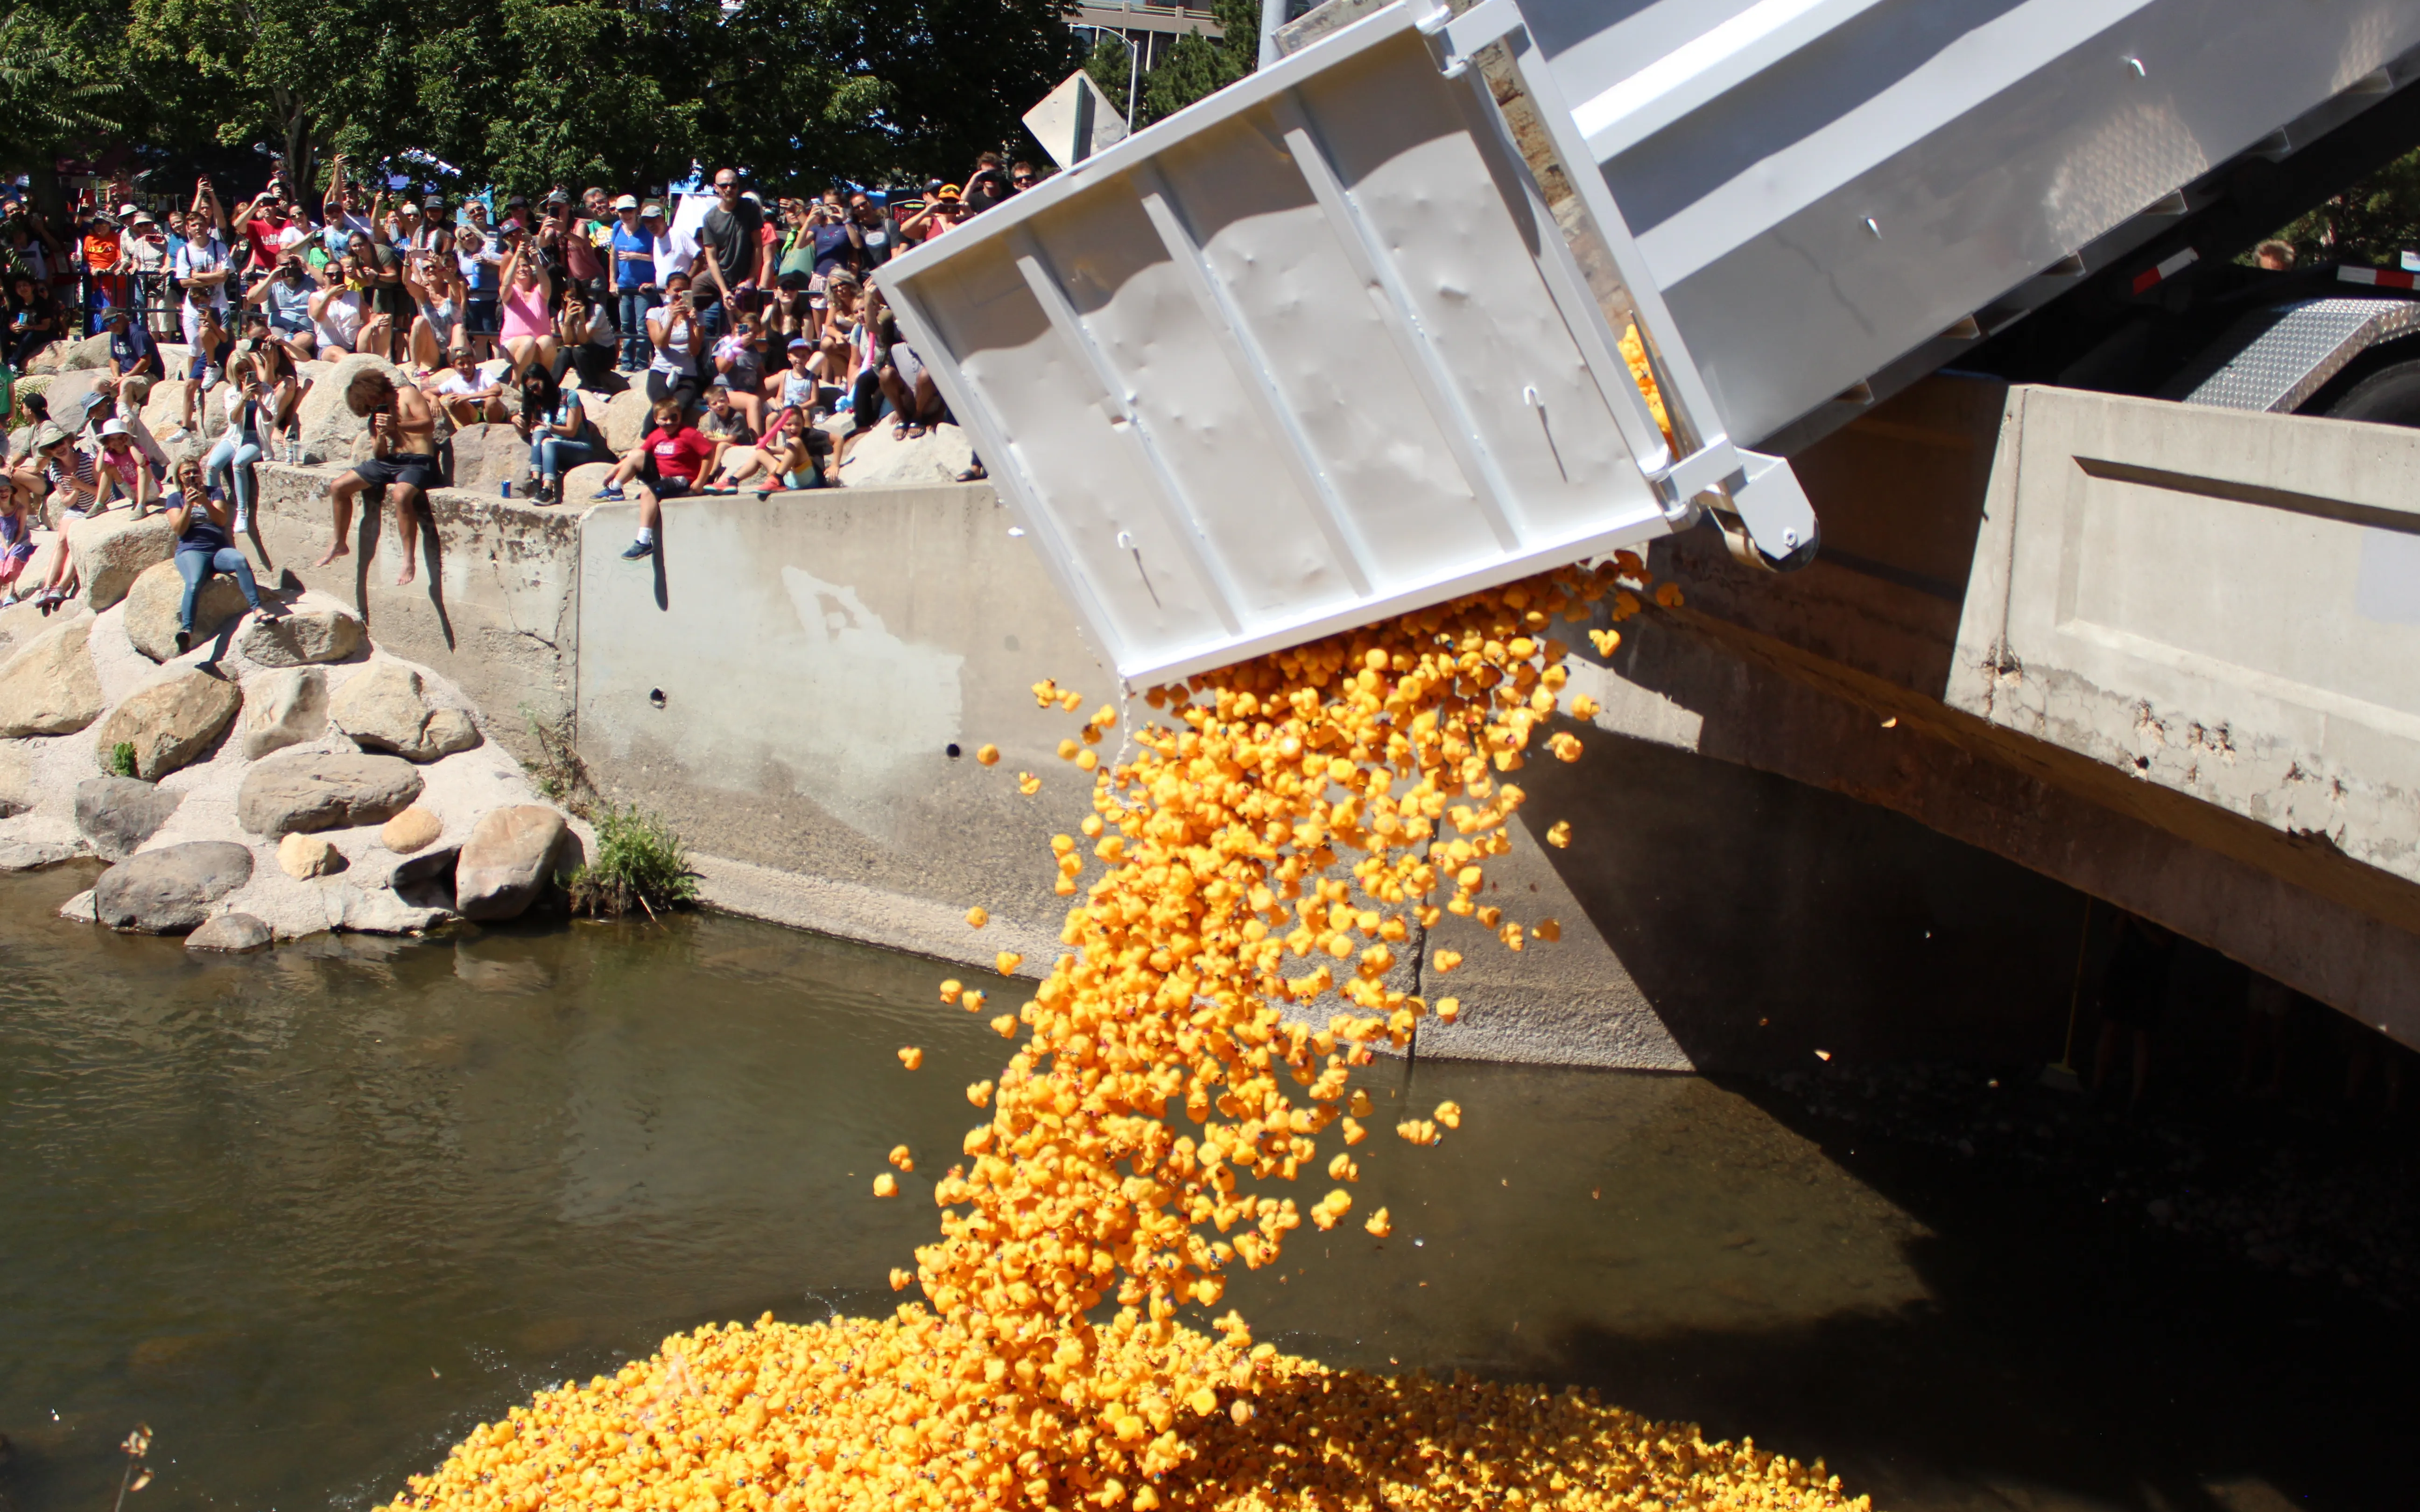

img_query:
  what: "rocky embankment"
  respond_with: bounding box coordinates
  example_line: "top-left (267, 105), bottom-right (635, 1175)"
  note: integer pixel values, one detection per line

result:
top-left (0, 544), bottom-right (581, 951)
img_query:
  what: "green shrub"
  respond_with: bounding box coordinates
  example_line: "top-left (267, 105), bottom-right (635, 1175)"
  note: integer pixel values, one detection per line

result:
top-left (567, 804), bottom-right (698, 918)
top-left (106, 742), bottom-right (138, 778)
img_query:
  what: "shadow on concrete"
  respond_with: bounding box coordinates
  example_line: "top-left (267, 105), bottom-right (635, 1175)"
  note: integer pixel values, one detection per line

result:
top-left (1509, 726), bottom-right (2085, 1073)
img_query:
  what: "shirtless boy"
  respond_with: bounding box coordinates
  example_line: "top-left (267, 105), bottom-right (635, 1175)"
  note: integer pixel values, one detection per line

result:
top-left (318, 368), bottom-right (442, 585)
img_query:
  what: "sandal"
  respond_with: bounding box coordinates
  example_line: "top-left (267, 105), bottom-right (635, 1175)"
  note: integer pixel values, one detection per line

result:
top-left (954, 464), bottom-right (988, 483)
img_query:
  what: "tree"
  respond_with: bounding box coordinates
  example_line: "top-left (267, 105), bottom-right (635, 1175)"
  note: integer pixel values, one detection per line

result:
top-left (1099, 0), bottom-right (1260, 132)
top-left (2275, 146), bottom-right (2420, 268)
top-left (0, 0), bottom-right (134, 213)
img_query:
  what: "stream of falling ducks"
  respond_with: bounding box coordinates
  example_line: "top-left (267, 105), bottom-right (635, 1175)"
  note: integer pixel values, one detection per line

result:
top-left (390, 559), bottom-right (1866, 1512)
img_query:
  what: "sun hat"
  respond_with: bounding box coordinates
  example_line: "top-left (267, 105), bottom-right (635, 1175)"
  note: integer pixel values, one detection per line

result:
top-left (33, 423), bottom-right (70, 450)
top-left (98, 417), bottom-right (129, 439)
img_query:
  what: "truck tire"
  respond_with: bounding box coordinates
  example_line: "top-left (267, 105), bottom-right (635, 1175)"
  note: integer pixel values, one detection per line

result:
top-left (2323, 359), bottom-right (2420, 428)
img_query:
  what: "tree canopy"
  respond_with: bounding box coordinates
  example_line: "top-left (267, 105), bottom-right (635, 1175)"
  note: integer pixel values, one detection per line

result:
top-left (0, 0), bottom-right (1082, 203)
top-left (1084, 0), bottom-right (1260, 131)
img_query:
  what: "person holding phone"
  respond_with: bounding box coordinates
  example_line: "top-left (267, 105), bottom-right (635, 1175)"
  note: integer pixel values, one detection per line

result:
top-left (166, 455), bottom-right (282, 654)
top-left (640, 271), bottom-right (703, 415)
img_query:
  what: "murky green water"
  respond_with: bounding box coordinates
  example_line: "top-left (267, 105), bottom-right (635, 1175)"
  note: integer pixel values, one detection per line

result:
top-left (0, 868), bottom-right (2401, 1512)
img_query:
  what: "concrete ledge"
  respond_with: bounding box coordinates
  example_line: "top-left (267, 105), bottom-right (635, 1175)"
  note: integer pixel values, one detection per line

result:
top-left (691, 852), bottom-right (1058, 981)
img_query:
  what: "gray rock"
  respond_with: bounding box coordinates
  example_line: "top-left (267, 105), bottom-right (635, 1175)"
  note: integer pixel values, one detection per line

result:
top-left (443, 423), bottom-right (534, 490)
top-left (123, 558), bottom-right (252, 662)
top-left (454, 805), bottom-right (568, 921)
top-left (331, 883), bottom-right (452, 935)
top-left (0, 839), bottom-right (82, 871)
top-left (91, 667), bottom-right (243, 780)
top-left (238, 609), bottom-right (365, 667)
top-left (0, 742), bottom-right (35, 817)
top-left (236, 751), bottom-right (424, 837)
top-left (391, 840), bottom-right (461, 910)
top-left (75, 776), bottom-right (185, 860)
top-left (294, 352), bottom-right (403, 465)
top-left (52, 333), bottom-right (113, 372)
top-left (187, 911), bottom-right (273, 952)
top-left (0, 617), bottom-right (105, 737)
top-left (329, 660), bottom-right (482, 763)
top-left (237, 667), bottom-right (328, 759)
top-left (66, 509), bottom-right (177, 611)
top-left (93, 840), bottom-right (254, 933)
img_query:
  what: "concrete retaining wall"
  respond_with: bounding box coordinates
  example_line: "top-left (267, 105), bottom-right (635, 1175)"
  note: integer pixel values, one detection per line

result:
top-left (251, 463), bottom-right (581, 768)
top-left (566, 481), bottom-right (2095, 1072)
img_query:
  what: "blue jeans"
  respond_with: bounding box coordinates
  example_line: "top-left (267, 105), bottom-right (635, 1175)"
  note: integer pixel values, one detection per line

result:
top-left (617, 288), bottom-right (656, 368)
top-left (176, 546), bottom-right (262, 630)
top-left (532, 436), bottom-right (598, 482)
top-left (205, 433), bottom-right (263, 516)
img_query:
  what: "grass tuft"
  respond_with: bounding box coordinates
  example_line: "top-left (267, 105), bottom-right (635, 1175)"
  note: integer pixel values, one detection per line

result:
top-left (567, 804), bottom-right (699, 918)
top-left (106, 742), bottom-right (138, 778)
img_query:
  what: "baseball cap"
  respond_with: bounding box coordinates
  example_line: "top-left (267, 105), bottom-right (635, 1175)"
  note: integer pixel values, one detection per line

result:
top-left (507, 194), bottom-right (528, 207)
top-left (103, 305), bottom-right (130, 322)
top-left (787, 337), bottom-right (811, 350)
top-left (937, 184), bottom-right (963, 202)
top-left (117, 202), bottom-right (138, 217)
top-left (613, 194), bottom-right (639, 211)
top-left (640, 202), bottom-right (664, 217)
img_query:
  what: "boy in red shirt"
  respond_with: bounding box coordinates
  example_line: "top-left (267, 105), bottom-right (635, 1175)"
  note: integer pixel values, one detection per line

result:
top-left (597, 398), bottom-right (715, 560)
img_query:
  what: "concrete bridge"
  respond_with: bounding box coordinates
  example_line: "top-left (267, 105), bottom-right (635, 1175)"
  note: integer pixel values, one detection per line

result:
top-left (236, 380), bottom-right (2419, 1071)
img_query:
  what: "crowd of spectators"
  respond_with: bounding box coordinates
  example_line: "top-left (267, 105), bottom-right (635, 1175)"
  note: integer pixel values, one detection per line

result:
top-left (1, 149), bottom-right (1042, 600)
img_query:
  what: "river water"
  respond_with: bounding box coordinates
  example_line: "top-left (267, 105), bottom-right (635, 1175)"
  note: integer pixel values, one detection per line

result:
top-left (0, 867), bottom-right (2404, 1512)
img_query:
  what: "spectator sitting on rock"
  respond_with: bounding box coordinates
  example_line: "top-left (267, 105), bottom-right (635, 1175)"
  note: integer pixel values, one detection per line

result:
top-left (643, 273), bottom-right (704, 414)
top-left (177, 301), bottom-right (234, 441)
top-left (402, 243), bottom-right (467, 376)
top-left (704, 405), bottom-right (832, 497)
top-left (598, 398), bottom-right (713, 559)
top-left (165, 455), bottom-right (282, 654)
top-left (317, 366), bottom-right (442, 587)
top-left (557, 284), bottom-right (619, 392)
top-left (710, 311), bottom-right (767, 434)
top-left (693, 383), bottom-right (757, 490)
top-left (31, 422), bottom-right (98, 522)
top-left (203, 357), bottom-right (271, 532)
top-left (431, 349), bottom-right (507, 433)
top-left (104, 305), bottom-right (162, 382)
top-left (310, 258), bottom-right (366, 357)
top-left (244, 249), bottom-right (319, 357)
top-left (875, 308), bottom-right (943, 440)
top-left (496, 234), bottom-right (558, 385)
top-left (519, 365), bottom-right (604, 505)
top-left (0, 463), bottom-right (36, 604)
top-left (92, 417), bottom-right (161, 517)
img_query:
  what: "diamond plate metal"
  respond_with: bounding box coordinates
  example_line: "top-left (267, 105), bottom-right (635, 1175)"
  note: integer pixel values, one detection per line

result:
top-left (2172, 297), bottom-right (2420, 413)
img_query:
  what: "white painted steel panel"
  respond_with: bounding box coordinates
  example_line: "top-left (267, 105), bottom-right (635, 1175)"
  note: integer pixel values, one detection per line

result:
top-left (882, 6), bottom-right (1674, 685)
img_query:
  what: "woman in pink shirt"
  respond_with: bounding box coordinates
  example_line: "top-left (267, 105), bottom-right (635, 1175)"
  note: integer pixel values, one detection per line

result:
top-left (496, 235), bottom-right (557, 383)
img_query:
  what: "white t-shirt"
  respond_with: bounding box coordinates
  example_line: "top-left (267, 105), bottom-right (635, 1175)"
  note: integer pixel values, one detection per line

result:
top-left (314, 287), bottom-right (363, 350)
top-left (175, 235), bottom-right (230, 310)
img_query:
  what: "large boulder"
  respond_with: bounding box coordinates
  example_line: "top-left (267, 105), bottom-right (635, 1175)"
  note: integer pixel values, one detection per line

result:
top-left (139, 377), bottom-right (192, 438)
top-left (52, 333), bottom-right (113, 372)
top-left (66, 508), bottom-right (177, 611)
top-left (454, 805), bottom-right (568, 921)
top-left (41, 369), bottom-right (107, 431)
top-left (0, 617), bottom-right (105, 737)
top-left (562, 462), bottom-right (617, 505)
top-left (390, 840), bottom-right (461, 910)
top-left (330, 661), bottom-right (481, 763)
top-left (840, 421), bottom-right (974, 490)
top-left (445, 423), bottom-right (531, 490)
top-left (294, 352), bottom-right (404, 465)
top-left (187, 911), bottom-right (273, 953)
top-left (238, 608), bottom-right (363, 667)
top-left (0, 742), bottom-right (35, 817)
top-left (91, 667), bottom-right (242, 779)
top-left (92, 840), bottom-right (253, 934)
top-left (600, 387), bottom-right (654, 453)
top-left (237, 666), bottom-right (328, 759)
top-left (0, 838), bottom-right (82, 871)
top-left (75, 775), bottom-right (185, 861)
top-left (123, 558), bottom-right (251, 662)
top-left (0, 598), bottom-right (57, 662)
top-left (237, 750), bottom-right (422, 837)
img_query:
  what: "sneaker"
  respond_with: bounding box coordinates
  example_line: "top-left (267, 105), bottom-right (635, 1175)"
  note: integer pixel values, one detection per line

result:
top-left (619, 537), bottom-right (654, 560)
top-left (174, 629), bottom-right (190, 654)
top-left (203, 364), bottom-right (224, 387)
top-left (164, 427), bottom-right (191, 443)
top-left (233, 511), bottom-right (249, 533)
top-left (254, 601), bottom-right (287, 622)
top-left (592, 482), bottom-right (625, 501)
